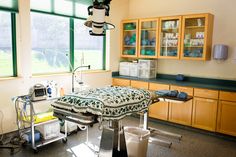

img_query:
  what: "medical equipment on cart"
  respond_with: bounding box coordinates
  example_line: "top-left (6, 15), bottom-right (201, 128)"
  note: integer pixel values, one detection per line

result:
top-left (29, 84), bottom-right (47, 101)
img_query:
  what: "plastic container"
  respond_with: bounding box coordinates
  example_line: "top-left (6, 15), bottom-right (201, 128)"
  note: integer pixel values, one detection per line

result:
top-left (124, 126), bottom-right (150, 157)
top-left (129, 63), bottom-right (139, 77)
top-left (138, 69), bottom-right (156, 79)
top-left (36, 120), bottom-right (60, 140)
top-left (119, 62), bottom-right (130, 76)
top-left (138, 59), bottom-right (157, 69)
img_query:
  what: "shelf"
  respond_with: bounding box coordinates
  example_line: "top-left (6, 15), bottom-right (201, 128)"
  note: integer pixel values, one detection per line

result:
top-left (123, 45), bottom-right (136, 48)
top-left (184, 46), bottom-right (204, 48)
top-left (161, 46), bottom-right (178, 48)
top-left (141, 45), bottom-right (156, 48)
top-left (35, 133), bottom-right (66, 148)
top-left (123, 29), bottom-right (136, 32)
top-left (141, 28), bottom-right (156, 31)
top-left (185, 26), bottom-right (205, 29)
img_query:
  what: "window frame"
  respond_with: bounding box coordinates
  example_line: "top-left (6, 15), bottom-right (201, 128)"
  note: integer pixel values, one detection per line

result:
top-left (0, 12), bottom-right (17, 77)
top-left (31, 12), bottom-right (106, 75)
top-left (70, 18), bottom-right (106, 71)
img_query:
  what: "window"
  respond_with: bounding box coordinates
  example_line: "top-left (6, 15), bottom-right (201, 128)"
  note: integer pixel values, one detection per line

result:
top-left (0, 11), bottom-right (16, 77)
top-left (31, 12), bottom-right (70, 74)
top-left (74, 19), bottom-right (104, 70)
top-left (31, 12), bottom-right (106, 74)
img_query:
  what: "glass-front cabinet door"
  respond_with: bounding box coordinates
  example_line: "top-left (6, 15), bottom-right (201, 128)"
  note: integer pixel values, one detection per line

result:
top-left (138, 18), bottom-right (158, 58)
top-left (181, 14), bottom-right (214, 60)
top-left (120, 19), bottom-right (139, 58)
top-left (158, 16), bottom-right (182, 59)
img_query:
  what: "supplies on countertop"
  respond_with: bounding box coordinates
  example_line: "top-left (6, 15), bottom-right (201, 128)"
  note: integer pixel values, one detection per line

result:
top-left (119, 59), bottom-right (157, 78)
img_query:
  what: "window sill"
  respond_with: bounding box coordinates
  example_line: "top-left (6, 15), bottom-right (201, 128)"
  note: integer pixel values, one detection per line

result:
top-left (0, 76), bottom-right (21, 82)
top-left (31, 70), bottom-right (111, 78)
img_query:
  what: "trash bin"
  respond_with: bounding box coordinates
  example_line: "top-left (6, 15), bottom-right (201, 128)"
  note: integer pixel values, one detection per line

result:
top-left (124, 126), bottom-right (150, 157)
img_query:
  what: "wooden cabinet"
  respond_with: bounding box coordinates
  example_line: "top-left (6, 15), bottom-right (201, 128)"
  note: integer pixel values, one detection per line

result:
top-left (218, 91), bottom-right (236, 136)
top-left (138, 18), bottom-right (159, 58)
top-left (219, 91), bottom-right (236, 102)
top-left (149, 83), bottom-right (169, 120)
top-left (112, 78), bottom-right (130, 86)
top-left (169, 85), bottom-right (193, 125)
top-left (158, 16), bottom-right (182, 59)
top-left (120, 19), bottom-right (139, 58)
top-left (181, 13), bottom-right (214, 60)
top-left (169, 100), bottom-right (193, 126)
top-left (217, 101), bottom-right (236, 136)
top-left (192, 98), bottom-right (218, 131)
top-left (130, 80), bottom-right (149, 89)
top-left (194, 88), bottom-right (218, 99)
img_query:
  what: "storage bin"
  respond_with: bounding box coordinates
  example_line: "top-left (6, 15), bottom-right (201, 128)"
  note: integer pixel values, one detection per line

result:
top-left (124, 126), bottom-right (150, 157)
top-left (119, 62), bottom-right (130, 76)
top-left (36, 120), bottom-right (60, 140)
top-left (138, 68), bottom-right (156, 79)
top-left (138, 59), bottom-right (157, 69)
top-left (129, 63), bottom-right (139, 77)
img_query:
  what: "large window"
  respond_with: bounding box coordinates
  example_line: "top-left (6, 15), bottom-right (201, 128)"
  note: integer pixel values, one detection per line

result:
top-left (0, 11), bottom-right (16, 77)
top-left (31, 13), bottom-right (70, 74)
top-left (74, 19), bottom-right (104, 70)
top-left (31, 12), bottom-right (105, 74)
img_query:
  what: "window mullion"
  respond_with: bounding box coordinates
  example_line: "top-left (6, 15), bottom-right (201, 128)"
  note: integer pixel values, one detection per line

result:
top-left (11, 13), bottom-right (17, 76)
top-left (70, 18), bottom-right (74, 72)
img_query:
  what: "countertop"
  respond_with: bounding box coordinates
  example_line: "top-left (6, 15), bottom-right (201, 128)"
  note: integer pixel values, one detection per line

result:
top-left (112, 73), bottom-right (236, 92)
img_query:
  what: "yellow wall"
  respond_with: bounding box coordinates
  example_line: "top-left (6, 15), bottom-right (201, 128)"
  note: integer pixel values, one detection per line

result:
top-left (127, 0), bottom-right (236, 80)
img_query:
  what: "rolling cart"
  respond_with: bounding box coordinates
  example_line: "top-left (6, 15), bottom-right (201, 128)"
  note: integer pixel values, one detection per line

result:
top-left (14, 95), bottom-right (67, 153)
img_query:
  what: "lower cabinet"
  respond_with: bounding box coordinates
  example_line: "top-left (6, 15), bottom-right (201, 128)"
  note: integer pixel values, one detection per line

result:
top-left (217, 101), bottom-right (236, 136)
top-left (112, 78), bottom-right (130, 86)
top-left (192, 98), bottom-right (218, 131)
top-left (130, 80), bottom-right (149, 89)
top-left (149, 102), bottom-right (169, 120)
top-left (148, 83), bottom-right (169, 120)
top-left (169, 100), bottom-right (193, 126)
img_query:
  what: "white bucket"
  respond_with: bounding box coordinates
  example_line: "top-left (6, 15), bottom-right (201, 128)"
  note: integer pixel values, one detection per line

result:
top-left (124, 126), bottom-right (150, 157)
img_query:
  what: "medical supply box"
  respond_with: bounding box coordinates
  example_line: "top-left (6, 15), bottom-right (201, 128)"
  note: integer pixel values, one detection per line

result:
top-left (36, 120), bottom-right (60, 140)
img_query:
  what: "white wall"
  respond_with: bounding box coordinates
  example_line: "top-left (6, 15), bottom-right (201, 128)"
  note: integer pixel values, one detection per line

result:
top-left (127, 0), bottom-right (236, 80)
top-left (0, 0), bottom-right (129, 133)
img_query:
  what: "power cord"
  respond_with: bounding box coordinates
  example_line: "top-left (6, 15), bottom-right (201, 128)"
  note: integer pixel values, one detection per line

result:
top-left (0, 110), bottom-right (4, 143)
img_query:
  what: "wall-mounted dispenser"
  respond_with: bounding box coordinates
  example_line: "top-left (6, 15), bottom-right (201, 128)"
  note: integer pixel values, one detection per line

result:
top-left (233, 47), bottom-right (236, 63)
top-left (213, 44), bottom-right (228, 60)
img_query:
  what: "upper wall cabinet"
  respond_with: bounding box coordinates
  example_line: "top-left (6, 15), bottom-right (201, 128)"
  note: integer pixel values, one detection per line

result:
top-left (158, 16), bottom-right (182, 59)
top-left (181, 13), bottom-right (214, 60)
top-left (138, 18), bottom-right (159, 58)
top-left (120, 19), bottom-right (139, 58)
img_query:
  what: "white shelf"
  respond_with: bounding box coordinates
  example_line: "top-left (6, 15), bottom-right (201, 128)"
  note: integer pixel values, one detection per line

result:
top-left (35, 133), bottom-right (66, 148)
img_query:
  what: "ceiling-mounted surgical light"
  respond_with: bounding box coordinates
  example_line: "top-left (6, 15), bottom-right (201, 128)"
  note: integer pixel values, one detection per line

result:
top-left (84, 0), bottom-right (115, 36)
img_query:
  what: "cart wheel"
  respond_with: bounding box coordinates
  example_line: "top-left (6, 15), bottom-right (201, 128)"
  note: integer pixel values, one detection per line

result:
top-left (33, 149), bottom-right (39, 154)
top-left (90, 124), bottom-right (94, 127)
top-left (62, 138), bottom-right (67, 144)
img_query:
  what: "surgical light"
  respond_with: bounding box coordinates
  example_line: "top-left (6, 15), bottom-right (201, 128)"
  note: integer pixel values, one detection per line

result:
top-left (84, 0), bottom-right (115, 36)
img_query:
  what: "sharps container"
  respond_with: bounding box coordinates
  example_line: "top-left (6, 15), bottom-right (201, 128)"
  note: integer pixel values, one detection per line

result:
top-left (124, 126), bottom-right (150, 157)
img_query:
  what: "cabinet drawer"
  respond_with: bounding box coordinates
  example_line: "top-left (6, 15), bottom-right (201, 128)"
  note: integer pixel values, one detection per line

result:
top-left (130, 80), bottom-right (149, 89)
top-left (219, 91), bottom-right (236, 102)
top-left (170, 85), bottom-right (193, 96)
top-left (217, 101), bottom-right (236, 136)
top-left (112, 78), bottom-right (130, 86)
top-left (194, 88), bottom-right (219, 99)
top-left (149, 83), bottom-right (169, 91)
